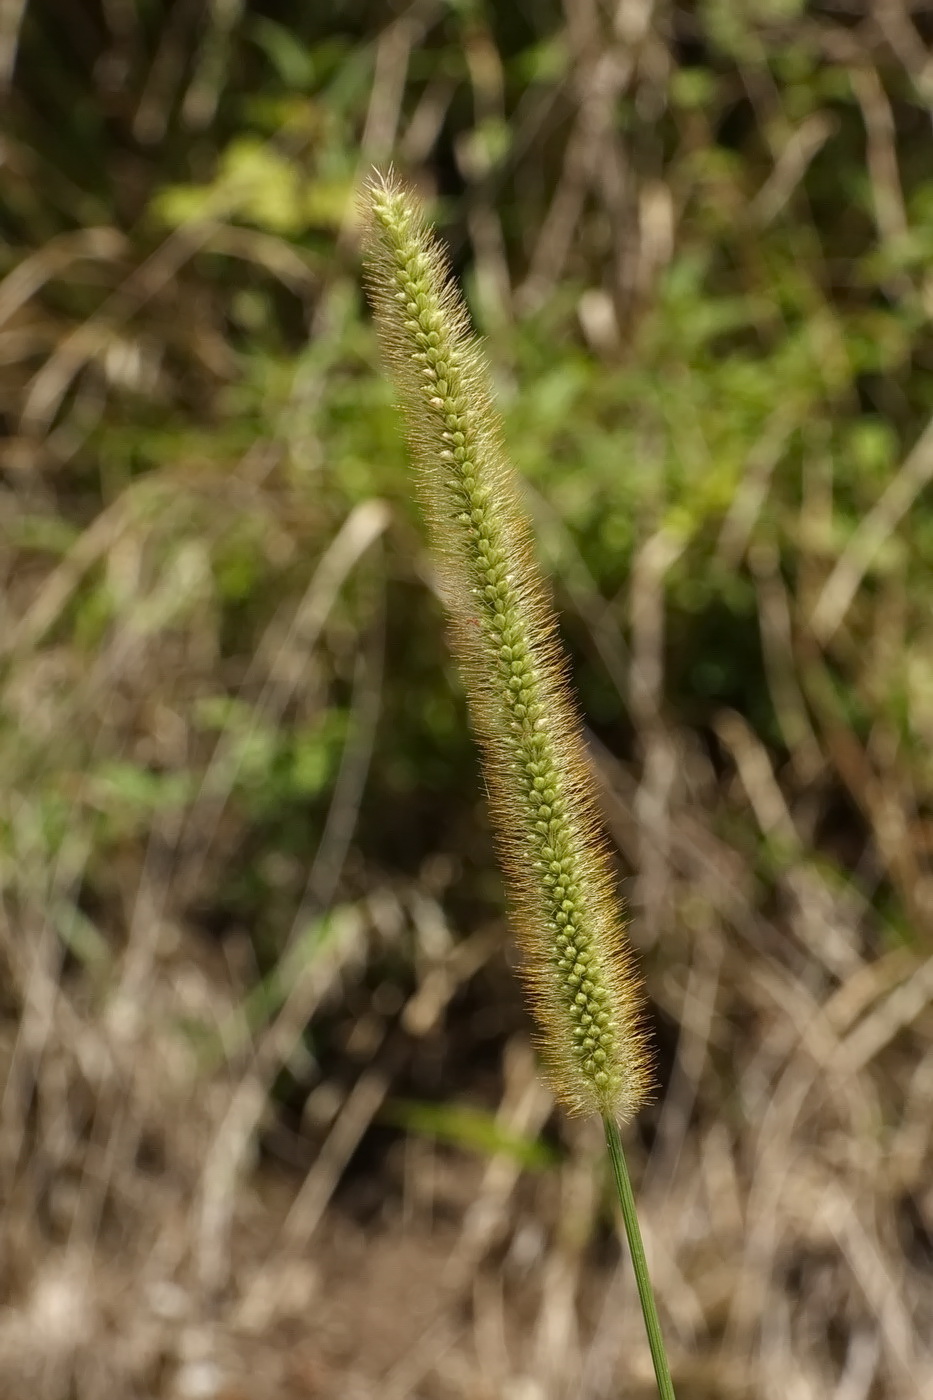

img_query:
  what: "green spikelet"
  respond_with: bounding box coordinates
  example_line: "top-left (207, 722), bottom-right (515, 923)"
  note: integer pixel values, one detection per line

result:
top-left (362, 170), bottom-right (650, 1121)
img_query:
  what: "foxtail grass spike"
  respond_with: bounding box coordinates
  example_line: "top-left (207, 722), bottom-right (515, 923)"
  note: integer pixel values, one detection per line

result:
top-left (361, 169), bottom-right (651, 1123)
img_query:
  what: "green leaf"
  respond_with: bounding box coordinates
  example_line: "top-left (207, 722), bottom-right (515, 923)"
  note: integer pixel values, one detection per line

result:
top-left (382, 1099), bottom-right (560, 1171)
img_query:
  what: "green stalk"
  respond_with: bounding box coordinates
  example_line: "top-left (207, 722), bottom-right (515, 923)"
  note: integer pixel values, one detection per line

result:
top-left (604, 1114), bottom-right (677, 1400)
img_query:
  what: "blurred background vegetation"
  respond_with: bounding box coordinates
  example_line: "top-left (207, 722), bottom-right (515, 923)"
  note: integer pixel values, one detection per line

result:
top-left (2, 2), bottom-right (933, 1397)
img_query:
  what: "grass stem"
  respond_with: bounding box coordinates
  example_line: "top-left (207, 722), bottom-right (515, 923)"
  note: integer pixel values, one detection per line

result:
top-left (603, 1114), bottom-right (677, 1400)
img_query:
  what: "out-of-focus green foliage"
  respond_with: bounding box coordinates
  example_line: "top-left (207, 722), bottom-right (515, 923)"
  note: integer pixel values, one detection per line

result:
top-left (3, 0), bottom-right (932, 1089)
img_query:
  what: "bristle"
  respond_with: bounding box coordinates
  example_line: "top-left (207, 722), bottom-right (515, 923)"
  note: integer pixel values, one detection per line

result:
top-left (362, 170), bottom-right (651, 1120)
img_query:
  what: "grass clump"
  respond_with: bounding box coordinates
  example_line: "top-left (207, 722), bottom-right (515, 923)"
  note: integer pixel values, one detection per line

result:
top-left (3, 5), bottom-right (933, 1396)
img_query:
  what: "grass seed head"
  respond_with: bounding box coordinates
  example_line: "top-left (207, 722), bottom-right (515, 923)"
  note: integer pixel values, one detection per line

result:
top-left (363, 170), bottom-right (651, 1120)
